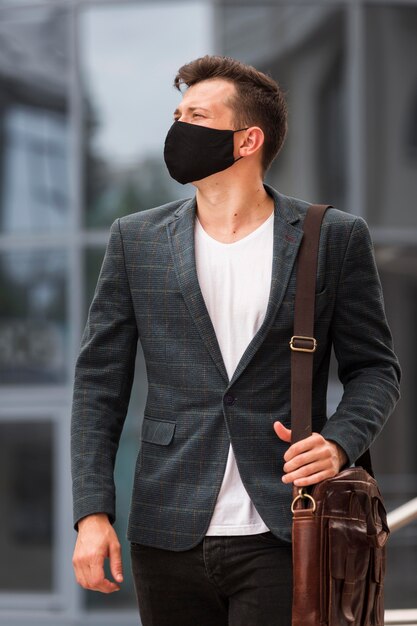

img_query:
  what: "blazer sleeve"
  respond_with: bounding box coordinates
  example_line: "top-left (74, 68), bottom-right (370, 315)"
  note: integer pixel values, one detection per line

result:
top-left (320, 216), bottom-right (401, 465)
top-left (71, 218), bottom-right (138, 529)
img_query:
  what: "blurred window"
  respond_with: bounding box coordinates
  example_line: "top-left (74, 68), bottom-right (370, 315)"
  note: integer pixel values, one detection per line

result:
top-left (379, 475), bottom-right (417, 609)
top-left (0, 421), bottom-right (53, 592)
top-left (0, 3), bottom-right (69, 617)
top-left (81, 1), bottom-right (213, 229)
top-left (0, 5), bottom-right (70, 234)
top-left (0, 250), bottom-right (67, 385)
top-left (406, 85), bottom-right (417, 159)
top-left (0, 105), bottom-right (69, 234)
top-left (219, 4), bottom-right (348, 210)
top-left (365, 5), bottom-right (417, 229)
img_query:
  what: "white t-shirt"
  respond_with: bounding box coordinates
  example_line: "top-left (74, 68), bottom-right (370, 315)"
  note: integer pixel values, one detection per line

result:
top-left (194, 209), bottom-right (274, 535)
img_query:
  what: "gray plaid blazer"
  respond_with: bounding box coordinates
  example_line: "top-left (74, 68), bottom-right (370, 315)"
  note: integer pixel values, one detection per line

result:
top-left (71, 184), bottom-right (400, 549)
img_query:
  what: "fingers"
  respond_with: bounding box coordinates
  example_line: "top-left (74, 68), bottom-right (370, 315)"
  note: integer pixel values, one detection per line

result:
top-left (89, 552), bottom-right (121, 593)
top-left (73, 547), bottom-right (121, 593)
top-left (283, 432), bottom-right (324, 462)
top-left (281, 433), bottom-right (340, 486)
top-left (283, 459), bottom-right (333, 486)
top-left (283, 448), bottom-right (321, 474)
top-left (283, 433), bottom-right (330, 469)
top-left (109, 540), bottom-right (124, 584)
top-left (73, 546), bottom-right (119, 593)
top-left (273, 421), bottom-right (292, 442)
top-left (287, 466), bottom-right (337, 487)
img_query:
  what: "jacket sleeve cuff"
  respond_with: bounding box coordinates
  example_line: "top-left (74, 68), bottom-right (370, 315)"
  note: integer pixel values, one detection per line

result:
top-left (73, 495), bottom-right (116, 531)
top-left (320, 422), bottom-right (359, 467)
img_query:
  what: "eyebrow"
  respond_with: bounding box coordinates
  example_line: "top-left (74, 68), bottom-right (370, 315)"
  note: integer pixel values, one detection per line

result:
top-left (173, 106), bottom-right (211, 116)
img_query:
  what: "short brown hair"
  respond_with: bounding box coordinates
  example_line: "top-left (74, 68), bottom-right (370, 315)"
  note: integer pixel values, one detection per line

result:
top-left (174, 55), bottom-right (288, 174)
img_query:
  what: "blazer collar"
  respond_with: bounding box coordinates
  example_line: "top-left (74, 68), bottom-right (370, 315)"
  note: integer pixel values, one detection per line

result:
top-left (166, 184), bottom-right (303, 386)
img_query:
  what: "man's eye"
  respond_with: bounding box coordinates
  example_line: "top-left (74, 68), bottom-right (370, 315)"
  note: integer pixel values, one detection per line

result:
top-left (193, 113), bottom-right (204, 118)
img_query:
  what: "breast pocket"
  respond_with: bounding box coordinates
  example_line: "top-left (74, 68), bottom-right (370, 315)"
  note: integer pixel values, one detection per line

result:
top-left (285, 287), bottom-right (329, 307)
top-left (273, 288), bottom-right (330, 329)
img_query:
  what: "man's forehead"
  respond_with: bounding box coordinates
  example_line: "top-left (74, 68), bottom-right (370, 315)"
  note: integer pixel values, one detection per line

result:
top-left (180, 79), bottom-right (235, 109)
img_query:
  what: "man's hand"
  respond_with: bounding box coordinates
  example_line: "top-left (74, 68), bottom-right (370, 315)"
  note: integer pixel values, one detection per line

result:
top-left (72, 513), bottom-right (123, 593)
top-left (273, 421), bottom-right (348, 487)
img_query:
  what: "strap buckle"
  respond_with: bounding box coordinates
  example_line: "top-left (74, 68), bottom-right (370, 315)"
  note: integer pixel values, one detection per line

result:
top-left (289, 335), bottom-right (317, 353)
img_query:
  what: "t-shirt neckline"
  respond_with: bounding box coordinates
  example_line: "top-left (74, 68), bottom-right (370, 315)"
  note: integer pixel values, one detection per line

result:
top-left (195, 210), bottom-right (274, 247)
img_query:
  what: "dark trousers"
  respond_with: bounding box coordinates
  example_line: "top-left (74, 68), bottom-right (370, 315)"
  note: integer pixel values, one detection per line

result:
top-left (130, 531), bottom-right (292, 626)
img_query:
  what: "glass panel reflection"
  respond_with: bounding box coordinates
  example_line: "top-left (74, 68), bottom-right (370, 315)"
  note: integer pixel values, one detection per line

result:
top-left (365, 5), bottom-right (417, 228)
top-left (0, 250), bottom-right (67, 384)
top-left (81, 1), bottom-right (214, 228)
top-left (219, 4), bottom-right (347, 210)
top-left (0, 421), bottom-right (53, 592)
top-left (379, 478), bottom-right (417, 609)
top-left (0, 6), bottom-right (70, 233)
top-left (1, 106), bottom-right (69, 234)
top-left (371, 243), bottom-right (417, 609)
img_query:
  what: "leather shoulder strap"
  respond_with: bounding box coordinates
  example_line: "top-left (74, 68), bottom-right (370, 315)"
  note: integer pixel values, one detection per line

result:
top-left (290, 203), bottom-right (374, 477)
top-left (291, 204), bottom-right (330, 445)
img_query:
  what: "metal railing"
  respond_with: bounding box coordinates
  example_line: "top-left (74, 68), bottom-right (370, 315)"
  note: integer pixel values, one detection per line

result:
top-left (386, 497), bottom-right (417, 533)
top-left (385, 609), bottom-right (417, 625)
top-left (385, 498), bottom-right (417, 625)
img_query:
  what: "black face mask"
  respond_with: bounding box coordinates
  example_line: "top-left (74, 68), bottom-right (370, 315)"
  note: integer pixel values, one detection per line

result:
top-left (163, 120), bottom-right (248, 185)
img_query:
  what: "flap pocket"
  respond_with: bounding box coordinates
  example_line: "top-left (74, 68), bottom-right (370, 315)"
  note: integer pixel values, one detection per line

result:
top-left (141, 416), bottom-right (176, 445)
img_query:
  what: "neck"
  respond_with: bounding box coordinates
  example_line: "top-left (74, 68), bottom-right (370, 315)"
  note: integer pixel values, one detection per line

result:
top-left (194, 174), bottom-right (274, 237)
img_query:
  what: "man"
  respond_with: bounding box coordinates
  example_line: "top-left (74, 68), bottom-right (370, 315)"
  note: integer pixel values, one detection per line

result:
top-left (71, 55), bottom-right (400, 625)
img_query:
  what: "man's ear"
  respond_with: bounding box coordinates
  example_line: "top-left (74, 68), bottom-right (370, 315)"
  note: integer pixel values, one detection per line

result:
top-left (235, 126), bottom-right (264, 159)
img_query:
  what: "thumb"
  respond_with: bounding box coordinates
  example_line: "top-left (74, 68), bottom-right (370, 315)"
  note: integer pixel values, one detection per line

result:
top-left (273, 421), bottom-right (292, 443)
top-left (109, 540), bottom-right (123, 583)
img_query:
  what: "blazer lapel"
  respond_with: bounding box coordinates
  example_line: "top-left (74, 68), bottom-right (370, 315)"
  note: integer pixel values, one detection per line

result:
top-left (166, 196), bottom-right (230, 383)
top-left (228, 186), bottom-right (303, 387)
top-left (166, 186), bottom-right (304, 388)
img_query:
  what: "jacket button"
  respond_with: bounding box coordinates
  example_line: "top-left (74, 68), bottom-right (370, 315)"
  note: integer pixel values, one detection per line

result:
top-left (224, 393), bottom-right (236, 406)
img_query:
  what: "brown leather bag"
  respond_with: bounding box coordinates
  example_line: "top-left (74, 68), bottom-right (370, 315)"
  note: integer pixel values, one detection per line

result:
top-left (290, 205), bottom-right (390, 626)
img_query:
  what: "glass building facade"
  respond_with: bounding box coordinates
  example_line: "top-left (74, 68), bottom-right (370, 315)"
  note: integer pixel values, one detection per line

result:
top-left (0, 1), bottom-right (416, 624)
